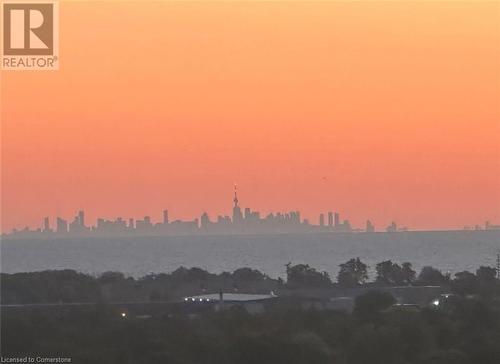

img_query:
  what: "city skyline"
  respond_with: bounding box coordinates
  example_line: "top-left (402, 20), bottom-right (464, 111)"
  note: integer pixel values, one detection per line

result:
top-left (4, 186), bottom-right (364, 237)
top-left (2, 2), bottom-right (499, 232)
top-left (4, 186), bottom-right (499, 238)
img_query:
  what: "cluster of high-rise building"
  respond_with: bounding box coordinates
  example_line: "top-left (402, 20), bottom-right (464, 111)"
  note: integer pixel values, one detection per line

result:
top-left (15, 187), bottom-right (500, 238)
top-left (463, 221), bottom-right (500, 231)
top-left (5, 187), bottom-right (384, 238)
top-left (5, 184), bottom-right (498, 238)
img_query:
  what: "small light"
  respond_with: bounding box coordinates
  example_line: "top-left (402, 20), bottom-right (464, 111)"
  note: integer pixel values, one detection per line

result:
top-left (432, 299), bottom-right (440, 307)
top-left (184, 298), bottom-right (188, 301)
top-left (205, 299), bottom-right (210, 302)
top-left (121, 312), bottom-right (127, 318)
top-left (199, 298), bottom-right (203, 302)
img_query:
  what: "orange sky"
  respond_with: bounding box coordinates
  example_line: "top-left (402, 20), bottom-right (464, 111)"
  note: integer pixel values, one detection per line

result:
top-left (1, 1), bottom-right (499, 232)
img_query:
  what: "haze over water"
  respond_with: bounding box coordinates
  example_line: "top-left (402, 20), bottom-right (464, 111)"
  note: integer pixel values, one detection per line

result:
top-left (2, 231), bottom-right (499, 279)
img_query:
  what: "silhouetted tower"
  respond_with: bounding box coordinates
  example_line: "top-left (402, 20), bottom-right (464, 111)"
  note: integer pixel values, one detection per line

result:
top-left (163, 209), bottom-right (169, 225)
top-left (232, 184), bottom-right (243, 224)
top-left (334, 212), bottom-right (340, 227)
top-left (233, 184), bottom-right (239, 206)
top-left (387, 221), bottom-right (397, 233)
top-left (319, 213), bottom-right (325, 227)
top-left (201, 212), bottom-right (210, 229)
top-left (56, 217), bottom-right (68, 233)
top-left (328, 212), bottom-right (333, 227)
top-left (78, 210), bottom-right (85, 227)
top-left (366, 220), bottom-right (375, 233)
top-left (43, 217), bottom-right (50, 232)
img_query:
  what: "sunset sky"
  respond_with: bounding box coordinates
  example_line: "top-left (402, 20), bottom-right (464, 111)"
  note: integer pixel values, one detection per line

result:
top-left (1, 1), bottom-right (499, 232)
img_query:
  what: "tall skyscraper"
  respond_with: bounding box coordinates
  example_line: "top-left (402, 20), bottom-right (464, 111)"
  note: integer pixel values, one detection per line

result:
top-left (56, 217), bottom-right (68, 233)
top-left (328, 212), bottom-right (333, 227)
top-left (387, 221), bottom-right (397, 233)
top-left (319, 213), bottom-right (325, 227)
top-left (366, 220), bottom-right (375, 233)
top-left (43, 217), bottom-right (50, 232)
top-left (200, 212), bottom-right (210, 229)
top-left (163, 209), bottom-right (169, 225)
top-left (334, 212), bottom-right (340, 227)
top-left (232, 185), bottom-right (243, 224)
top-left (78, 210), bottom-right (85, 227)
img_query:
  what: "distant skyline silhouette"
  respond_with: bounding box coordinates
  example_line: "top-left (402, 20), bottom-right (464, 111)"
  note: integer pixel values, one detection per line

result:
top-left (4, 186), bottom-right (499, 237)
top-left (2, 2), bottom-right (499, 232)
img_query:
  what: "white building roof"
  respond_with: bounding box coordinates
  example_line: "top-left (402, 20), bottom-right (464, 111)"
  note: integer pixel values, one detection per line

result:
top-left (184, 293), bottom-right (275, 302)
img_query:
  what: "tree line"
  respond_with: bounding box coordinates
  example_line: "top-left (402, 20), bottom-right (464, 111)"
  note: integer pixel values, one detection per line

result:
top-left (1, 258), bottom-right (499, 304)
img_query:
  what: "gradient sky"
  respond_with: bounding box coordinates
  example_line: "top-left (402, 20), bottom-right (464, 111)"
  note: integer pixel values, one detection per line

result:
top-left (1, 1), bottom-right (499, 232)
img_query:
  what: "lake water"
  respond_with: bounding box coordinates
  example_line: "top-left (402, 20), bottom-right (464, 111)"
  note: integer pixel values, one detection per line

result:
top-left (1, 231), bottom-right (499, 280)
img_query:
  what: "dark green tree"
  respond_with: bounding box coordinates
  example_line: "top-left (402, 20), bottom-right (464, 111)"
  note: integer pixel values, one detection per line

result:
top-left (232, 267), bottom-right (267, 282)
top-left (375, 260), bottom-right (405, 286)
top-left (452, 271), bottom-right (478, 296)
top-left (337, 258), bottom-right (368, 287)
top-left (285, 263), bottom-right (332, 288)
top-left (401, 262), bottom-right (416, 284)
top-left (476, 266), bottom-right (497, 282)
top-left (417, 266), bottom-right (449, 286)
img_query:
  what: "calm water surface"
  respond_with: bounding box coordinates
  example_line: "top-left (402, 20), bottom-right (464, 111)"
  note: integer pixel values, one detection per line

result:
top-left (1, 231), bottom-right (499, 279)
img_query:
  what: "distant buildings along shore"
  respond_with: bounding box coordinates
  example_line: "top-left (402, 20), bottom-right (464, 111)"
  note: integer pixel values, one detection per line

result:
top-left (4, 187), bottom-right (500, 238)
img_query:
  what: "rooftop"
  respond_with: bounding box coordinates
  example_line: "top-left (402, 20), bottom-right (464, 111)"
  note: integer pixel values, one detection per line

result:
top-left (184, 293), bottom-right (275, 303)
